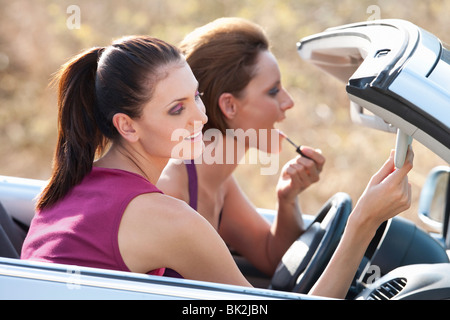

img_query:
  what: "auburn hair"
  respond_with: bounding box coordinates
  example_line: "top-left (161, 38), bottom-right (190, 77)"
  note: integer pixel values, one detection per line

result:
top-left (179, 17), bottom-right (269, 134)
top-left (37, 36), bottom-right (182, 210)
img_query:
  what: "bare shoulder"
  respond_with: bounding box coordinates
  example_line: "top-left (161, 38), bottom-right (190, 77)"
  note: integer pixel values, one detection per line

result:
top-left (120, 190), bottom-right (251, 286)
top-left (118, 191), bottom-right (206, 273)
top-left (157, 159), bottom-right (189, 202)
top-left (125, 191), bottom-right (196, 227)
top-left (223, 174), bottom-right (248, 201)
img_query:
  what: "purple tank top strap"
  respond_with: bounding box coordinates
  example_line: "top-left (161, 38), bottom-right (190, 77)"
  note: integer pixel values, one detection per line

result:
top-left (185, 160), bottom-right (198, 210)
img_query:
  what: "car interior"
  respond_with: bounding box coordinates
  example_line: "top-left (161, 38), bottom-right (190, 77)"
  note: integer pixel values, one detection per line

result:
top-left (0, 19), bottom-right (449, 300)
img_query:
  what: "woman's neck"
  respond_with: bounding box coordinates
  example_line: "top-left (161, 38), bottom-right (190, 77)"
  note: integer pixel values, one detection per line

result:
top-left (200, 133), bottom-right (248, 184)
top-left (94, 142), bottom-right (168, 185)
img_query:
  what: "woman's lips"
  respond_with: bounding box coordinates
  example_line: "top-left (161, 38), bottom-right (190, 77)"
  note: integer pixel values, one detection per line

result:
top-left (185, 131), bottom-right (202, 142)
top-left (273, 115), bottom-right (286, 129)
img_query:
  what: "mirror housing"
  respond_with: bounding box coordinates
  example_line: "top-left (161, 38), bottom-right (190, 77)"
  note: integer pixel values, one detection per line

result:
top-left (297, 19), bottom-right (450, 164)
top-left (418, 166), bottom-right (450, 247)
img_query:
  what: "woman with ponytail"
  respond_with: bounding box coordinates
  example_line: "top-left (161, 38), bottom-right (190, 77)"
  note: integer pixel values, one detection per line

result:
top-left (21, 36), bottom-right (251, 286)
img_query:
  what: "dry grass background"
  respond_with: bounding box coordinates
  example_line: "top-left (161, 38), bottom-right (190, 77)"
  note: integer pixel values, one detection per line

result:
top-left (0, 0), bottom-right (448, 228)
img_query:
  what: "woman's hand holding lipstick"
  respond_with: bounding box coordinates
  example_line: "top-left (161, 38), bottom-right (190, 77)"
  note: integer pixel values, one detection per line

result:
top-left (276, 130), bottom-right (326, 201)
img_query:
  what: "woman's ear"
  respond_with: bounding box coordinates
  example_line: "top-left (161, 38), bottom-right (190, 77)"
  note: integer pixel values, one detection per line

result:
top-left (112, 113), bottom-right (139, 142)
top-left (218, 92), bottom-right (238, 120)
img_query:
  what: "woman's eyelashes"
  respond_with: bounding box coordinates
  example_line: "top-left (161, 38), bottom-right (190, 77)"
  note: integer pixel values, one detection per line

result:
top-left (169, 103), bottom-right (185, 115)
top-left (195, 90), bottom-right (204, 101)
top-left (268, 86), bottom-right (280, 96)
top-left (168, 91), bottom-right (203, 116)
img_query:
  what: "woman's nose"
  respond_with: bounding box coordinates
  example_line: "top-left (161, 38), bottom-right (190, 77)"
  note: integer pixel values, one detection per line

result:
top-left (191, 100), bottom-right (208, 126)
top-left (280, 88), bottom-right (294, 111)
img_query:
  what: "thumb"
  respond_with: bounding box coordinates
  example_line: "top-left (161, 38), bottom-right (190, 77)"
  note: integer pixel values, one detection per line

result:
top-left (383, 146), bottom-right (414, 185)
top-left (368, 150), bottom-right (396, 186)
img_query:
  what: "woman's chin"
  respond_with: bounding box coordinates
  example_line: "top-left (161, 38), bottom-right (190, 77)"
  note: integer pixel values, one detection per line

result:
top-left (256, 129), bottom-right (283, 154)
top-left (171, 140), bottom-right (205, 161)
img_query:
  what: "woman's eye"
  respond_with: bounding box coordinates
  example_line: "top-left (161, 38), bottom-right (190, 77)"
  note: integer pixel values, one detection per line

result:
top-left (169, 103), bottom-right (184, 115)
top-left (268, 87), bottom-right (280, 96)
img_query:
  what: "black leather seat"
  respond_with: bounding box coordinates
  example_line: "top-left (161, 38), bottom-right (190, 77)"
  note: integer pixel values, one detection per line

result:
top-left (0, 202), bottom-right (26, 258)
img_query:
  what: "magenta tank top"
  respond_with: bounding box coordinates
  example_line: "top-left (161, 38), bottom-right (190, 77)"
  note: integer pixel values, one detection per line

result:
top-left (21, 167), bottom-right (165, 276)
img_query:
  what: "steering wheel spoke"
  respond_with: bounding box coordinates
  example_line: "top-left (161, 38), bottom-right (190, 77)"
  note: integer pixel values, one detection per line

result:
top-left (270, 192), bottom-right (352, 293)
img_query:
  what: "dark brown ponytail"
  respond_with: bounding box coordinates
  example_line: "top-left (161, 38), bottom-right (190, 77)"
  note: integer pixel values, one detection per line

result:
top-left (37, 36), bottom-right (182, 210)
top-left (37, 47), bottom-right (105, 210)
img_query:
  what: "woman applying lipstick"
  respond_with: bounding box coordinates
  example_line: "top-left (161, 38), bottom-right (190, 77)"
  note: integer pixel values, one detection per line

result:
top-left (157, 18), bottom-right (414, 298)
top-left (158, 17), bottom-right (326, 277)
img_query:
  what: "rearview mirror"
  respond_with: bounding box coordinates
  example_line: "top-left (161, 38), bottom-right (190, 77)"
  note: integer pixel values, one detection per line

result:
top-left (418, 166), bottom-right (450, 248)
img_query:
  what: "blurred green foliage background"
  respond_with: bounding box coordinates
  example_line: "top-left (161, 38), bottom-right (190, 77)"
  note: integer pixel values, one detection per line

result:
top-left (0, 0), bottom-right (448, 226)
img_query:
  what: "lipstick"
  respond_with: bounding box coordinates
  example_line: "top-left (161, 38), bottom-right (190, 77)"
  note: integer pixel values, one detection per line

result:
top-left (277, 129), bottom-right (313, 160)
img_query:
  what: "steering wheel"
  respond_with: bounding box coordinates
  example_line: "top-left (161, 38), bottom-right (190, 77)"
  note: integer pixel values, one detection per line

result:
top-left (270, 192), bottom-right (352, 294)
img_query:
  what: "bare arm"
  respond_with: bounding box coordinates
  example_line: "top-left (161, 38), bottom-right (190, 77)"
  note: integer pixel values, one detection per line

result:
top-left (310, 148), bottom-right (413, 298)
top-left (274, 147), bottom-right (326, 262)
top-left (220, 147), bottom-right (325, 275)
top-left (118, 192), bottom-right (251, 287)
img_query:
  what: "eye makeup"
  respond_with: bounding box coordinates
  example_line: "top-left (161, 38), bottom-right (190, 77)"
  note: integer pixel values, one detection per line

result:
top-left (268, 86), bottom-right (280, 96)
top-left (167, 89), bottom-right (203, 116)
top-left (195, 90), bottom-right (204, 100)
top-left (168, 103), bottom-right (184, 115)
